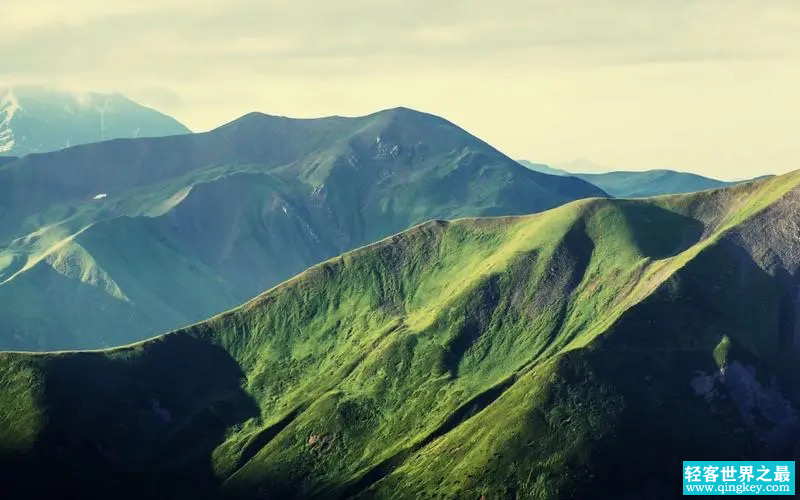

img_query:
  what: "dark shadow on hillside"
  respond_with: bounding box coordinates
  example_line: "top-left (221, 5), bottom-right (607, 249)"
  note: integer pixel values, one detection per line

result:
top-left (233, 407), bottom-right (303, 472)
top-left (338, 376), bottom-right (518, 500)
top-left (1, 333), bottom-right (261, 500)
top-left (545, 218), bottom-right (596, 336)
top-left (442, 275), bottom-right (502, 377)
top-left (562, 237), bottom-right (800, 498)
top-left (614, 200), bottom-right (704, 259)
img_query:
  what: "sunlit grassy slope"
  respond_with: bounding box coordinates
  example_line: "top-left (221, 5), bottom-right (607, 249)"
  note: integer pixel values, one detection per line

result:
top-left (2, 171), bottom-right (800, 499)
top-left (0, 107), bottom-right (605, 350)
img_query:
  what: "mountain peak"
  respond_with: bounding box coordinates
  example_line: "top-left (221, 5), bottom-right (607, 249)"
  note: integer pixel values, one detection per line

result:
top-left (0, 102), bottom-right (604, 350)
top-left (375, 105), bottom-right (426, 116)
top-left (0, 86), bottom-right (190, 156)
top-left (219, 106), bottom-right (436, 130)
top-left (214, 111), bottom-right (296, 130)
top-left (369, 105), bottom-right (448, 124)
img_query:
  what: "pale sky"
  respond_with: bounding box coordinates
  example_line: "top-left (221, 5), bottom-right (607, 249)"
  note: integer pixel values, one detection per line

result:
top-left (2, 0), bottom-right (800, 179)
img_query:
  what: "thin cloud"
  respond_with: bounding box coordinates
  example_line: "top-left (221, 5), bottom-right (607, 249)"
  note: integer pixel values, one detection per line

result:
top-left (3, 0), bottom-right (800, 178)
top-left (5, 1), bottom-right (800, 78)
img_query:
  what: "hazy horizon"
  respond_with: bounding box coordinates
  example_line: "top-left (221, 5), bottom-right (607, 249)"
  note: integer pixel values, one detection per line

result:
top-left (3, 0), bottom-right (800, 179)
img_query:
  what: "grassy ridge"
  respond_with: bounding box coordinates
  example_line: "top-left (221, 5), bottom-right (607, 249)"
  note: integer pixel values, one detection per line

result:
top-left (1, 172), bottom-right (799, 498)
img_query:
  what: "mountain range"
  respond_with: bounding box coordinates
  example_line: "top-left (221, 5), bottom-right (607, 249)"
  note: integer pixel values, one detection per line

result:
top-left (2, 169), bottom-right (798, 499)
top-left (0, 86), bottom-right (190, 156)
top-left (0, 107), bottom-right (605, 350)
top-left (518, 159), bottom-right (748, 198)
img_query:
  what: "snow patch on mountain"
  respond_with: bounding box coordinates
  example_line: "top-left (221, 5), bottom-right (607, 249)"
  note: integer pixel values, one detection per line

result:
top-left (97, 97), bottom-right (109, 140)
top-left (74, 91), bottom-right (93, 108)
top-left (0, 86), bottom-right (188, 156)
top-left (0, 88), bottom-right (21, 153)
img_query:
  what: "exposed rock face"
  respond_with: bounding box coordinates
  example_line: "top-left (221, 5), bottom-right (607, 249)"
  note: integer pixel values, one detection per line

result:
top-left (691, 361), bottom-right (798, 448)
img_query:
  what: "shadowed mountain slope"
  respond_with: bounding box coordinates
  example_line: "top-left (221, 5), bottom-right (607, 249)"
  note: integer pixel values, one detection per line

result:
top-left (0, 107), bottom-right (605, 350)
top-left (1, 171), bottom-right (799, 498)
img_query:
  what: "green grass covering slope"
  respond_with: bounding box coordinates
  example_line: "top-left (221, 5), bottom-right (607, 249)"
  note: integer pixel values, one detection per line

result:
top-left (2, 172), bottom-right (799, 498)
top-left (0, 108), bottom-right (605, 350)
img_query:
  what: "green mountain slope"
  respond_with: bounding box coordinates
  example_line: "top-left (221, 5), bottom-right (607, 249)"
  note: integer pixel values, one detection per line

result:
top-left (0, 107), bottom-right (605, 350)
top-left (519, 160), bottom-right (753, 197)
top-left (2, 172), bottom-right (799, 498)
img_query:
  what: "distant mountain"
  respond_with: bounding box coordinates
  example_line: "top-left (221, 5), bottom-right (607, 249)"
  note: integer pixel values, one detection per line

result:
top-left (553, 158), bottom-right (612, 173)
top-left (519, 160), bottom-right (747, 197)
top-left (0, 107), bottom-right (605, 350)
top-left (1, 171), bottom-right (798, 499)
top-left (573, 169), bottom-right (741, 197)
top-left (517, 159), bottom-right (568, 176)
top-left (0, 86), bottom-right (190, 156)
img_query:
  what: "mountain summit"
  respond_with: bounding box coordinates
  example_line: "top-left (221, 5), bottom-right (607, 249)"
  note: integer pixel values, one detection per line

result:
top-left (0, 107), bottom-right (605, 350)
top-left (0, 86), bottom-right (190, 156)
